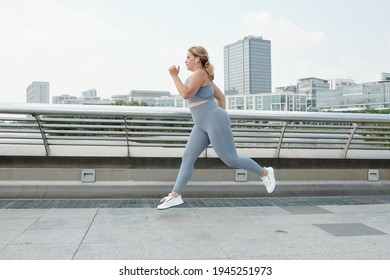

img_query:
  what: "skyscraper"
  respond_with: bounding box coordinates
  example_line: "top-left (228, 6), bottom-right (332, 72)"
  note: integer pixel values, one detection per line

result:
top-left (224, 36), bottom-right (271, 95)
top-left (26, 81), bottom-right (50, 103)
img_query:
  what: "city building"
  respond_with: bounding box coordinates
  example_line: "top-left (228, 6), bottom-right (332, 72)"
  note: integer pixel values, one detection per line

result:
top-left (224, 35), bottom-right (271, 95)
top-left (226, 92), bottom-right (306, 111)
top-left (26, 81), bottom-right (49, 103)
top-left (52, 94), bottom-right (79, 104)
top-left (153, 95), bottom-right (187, 108)
top-left (111, 94), bottom-right (130, 102)
top-left (329, 78), bottom-right (355, 90)
top-left (381, 72), bottom-right (390, 81)
top-left (317, 80), bottom-right (390, 111)
top-left (140, 91), bottom-right (306, 111)
top-left (298, 77), bottom-right (329, 110)
top-left (80, 89), bottom-right (100, 103)
top-left (112, 90), bottom-right (171, 106)
top-left (52, 89), bottom-right (110, 105)
top-left (275, 85), bottom-right (298, 93)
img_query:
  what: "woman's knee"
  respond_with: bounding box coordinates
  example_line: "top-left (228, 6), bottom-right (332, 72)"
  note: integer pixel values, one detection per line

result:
top-left (222, 156), bottom-right (240, 168)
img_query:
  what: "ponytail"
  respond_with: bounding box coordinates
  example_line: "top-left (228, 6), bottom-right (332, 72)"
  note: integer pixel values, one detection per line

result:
top-left (188, 46), bottom-right (215, 81)
top-left (203, 61), bottom-right (215, 81)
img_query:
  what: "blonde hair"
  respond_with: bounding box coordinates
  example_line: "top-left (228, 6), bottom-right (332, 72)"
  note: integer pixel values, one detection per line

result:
top-left (188, 46), bottom-right (215, 81)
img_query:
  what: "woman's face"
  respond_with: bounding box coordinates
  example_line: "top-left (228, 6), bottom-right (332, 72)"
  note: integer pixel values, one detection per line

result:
top-left (185, 51), bottom-right (199, 71)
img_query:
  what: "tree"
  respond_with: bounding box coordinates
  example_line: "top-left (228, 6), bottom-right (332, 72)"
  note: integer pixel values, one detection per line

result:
top-left (114, 100), bottom-right (148, 106)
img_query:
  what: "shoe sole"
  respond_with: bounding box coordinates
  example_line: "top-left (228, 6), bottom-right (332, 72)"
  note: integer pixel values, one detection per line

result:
top-left (157, 202), bottom-right (184, 210)
top-left (267, 185), bottom-right (276, 194)
top-left (265, 167), bottom-right (276, 194)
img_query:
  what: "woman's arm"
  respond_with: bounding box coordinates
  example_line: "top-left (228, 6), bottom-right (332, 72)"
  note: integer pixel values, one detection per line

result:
top-left (213, 83), bottom-right (226, 109)
top-left (168, 66), bottom-right (204, 99)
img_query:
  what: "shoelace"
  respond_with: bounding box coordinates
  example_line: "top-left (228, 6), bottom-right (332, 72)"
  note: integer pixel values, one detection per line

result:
top-left (160, 193), bottom-right (170, 202)
top-left (262, 175), bottom-right (271, 182)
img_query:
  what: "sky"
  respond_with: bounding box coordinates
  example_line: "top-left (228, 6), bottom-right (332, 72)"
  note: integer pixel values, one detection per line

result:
top-left (0, 0), bottom-right (389, 103)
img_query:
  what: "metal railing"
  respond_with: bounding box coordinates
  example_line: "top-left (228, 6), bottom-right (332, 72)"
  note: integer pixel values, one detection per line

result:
top-left (1, 102), bottom-right (390, 159)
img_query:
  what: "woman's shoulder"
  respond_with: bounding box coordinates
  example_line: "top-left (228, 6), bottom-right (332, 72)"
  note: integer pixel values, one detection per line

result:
top-left (193, 69), bottom-right (211, 85)
top-left (193, 68), bottom-right (208, 77)
top-left (187, 70), bottom-right (206, 81)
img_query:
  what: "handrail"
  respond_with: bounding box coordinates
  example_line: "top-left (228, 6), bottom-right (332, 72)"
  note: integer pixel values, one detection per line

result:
top-left (1, 102), bottom-right (390, 123)
top-left (1, 102), bottom-right (390, 159)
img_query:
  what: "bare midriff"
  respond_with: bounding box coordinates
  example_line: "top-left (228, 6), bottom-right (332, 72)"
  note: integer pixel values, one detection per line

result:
top-left (188, 100), bottom-right (209, 108)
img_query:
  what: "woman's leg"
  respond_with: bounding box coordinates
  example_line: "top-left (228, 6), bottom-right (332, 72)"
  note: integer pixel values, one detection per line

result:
top-left (171, 125), bottom-right (210, 194)
top-left (206, 109), bottom-right (264, 176)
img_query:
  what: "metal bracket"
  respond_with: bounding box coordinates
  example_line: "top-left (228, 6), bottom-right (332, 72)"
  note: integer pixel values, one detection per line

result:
top-left (124, 117), bottom-right (130, 157)
top-left (341, 123), bottom-right (361, 159)
top-left (33, 114), bottom-right (50, 156)
top-left (275, 121), bottom-right (289, 158)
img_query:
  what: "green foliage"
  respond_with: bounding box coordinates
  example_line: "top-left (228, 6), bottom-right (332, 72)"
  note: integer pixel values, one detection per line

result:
top-left (359, 109), bottom-right (390, 114)
top-left (114, 100), bottom-right (147, 106)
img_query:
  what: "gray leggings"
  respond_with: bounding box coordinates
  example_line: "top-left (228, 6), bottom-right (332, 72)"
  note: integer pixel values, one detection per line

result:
top-left (172, 101), bottom-right (264, 194)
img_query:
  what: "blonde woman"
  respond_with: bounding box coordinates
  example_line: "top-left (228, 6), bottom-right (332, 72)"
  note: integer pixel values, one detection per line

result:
top-left (158, 46), bottom-right (276, 210)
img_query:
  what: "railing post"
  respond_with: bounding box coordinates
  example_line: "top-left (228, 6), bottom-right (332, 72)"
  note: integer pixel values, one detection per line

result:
top-left (33, 114), bottom-right (50, 156)
top-left (124, 117), bottom-right (130, 157)
top-left (275, 121), bottom-right (290, 158)
top-left (341, 123), bottom-right (361, 159)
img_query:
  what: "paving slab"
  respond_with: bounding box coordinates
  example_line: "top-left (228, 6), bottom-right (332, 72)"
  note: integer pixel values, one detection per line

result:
top-left (27, 217), bottom-right (93, 231)
top-left (0, 209), bottom-right (49, 219)
top-left (0, 197), bottom-right (390, 260)
top-left (0, 243), bottom-right (79, 260)
top-left (314, 223), bottom-right (388, 237)
top-left (280, 205), bottom-right (333, 215)
top-left (149, 239), bottom-right (226, 260)
top-left (0, 218), bottom-right (37, 231)
top-left (74, 242), bottom-right (151, 260)
top-left (13, 229), bottom-right (87, 245)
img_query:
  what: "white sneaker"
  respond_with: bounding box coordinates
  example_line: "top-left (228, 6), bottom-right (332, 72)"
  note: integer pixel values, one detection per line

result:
top-left (160, 193), bottom-right (170, 203)
top-left (262, 167), bottom-right (276, 193)
top-left (157, 194), bottom-right (184, 210)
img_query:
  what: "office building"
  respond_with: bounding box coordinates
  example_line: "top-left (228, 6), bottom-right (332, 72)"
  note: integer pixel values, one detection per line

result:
top-left (111, 94), bottom-right (130, 102)
top-left (317, 80), bottom-right (390, 111)
top-left (224, 36), bottom-right (271, 95)
top-left (112, 90), bottom-right (171, 106)
top-left (26, 81), bottom-right (50, 103)
top-left (153, 92), bottom-right (306, 111)
top-left (381, 72), bottom-right (390, 81)
top-left (52, 89), bottom-right (109, 105)
top-left (226, 92), bottom-right (306, 111)
top-left (80, 89), bottom-right (100, 103)
top-left (275, 85), bottom-right (298, 93)
top-left (298, 77), bottom-right (329, 110)
top-left (329, 78), bottom-right (355, 90)
top-left (52, 94), bottom-right (79, 104)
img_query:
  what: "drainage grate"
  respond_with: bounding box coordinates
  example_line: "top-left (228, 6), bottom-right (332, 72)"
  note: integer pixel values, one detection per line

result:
top-left (1, 195), bottom-right (390, 209)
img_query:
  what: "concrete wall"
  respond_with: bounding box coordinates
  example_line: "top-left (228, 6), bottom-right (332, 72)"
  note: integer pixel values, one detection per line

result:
top-left (0, 156), bottom-right (389, 198)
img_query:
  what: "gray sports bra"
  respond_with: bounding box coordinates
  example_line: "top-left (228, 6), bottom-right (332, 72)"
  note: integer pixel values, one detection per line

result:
top-left (185, 78), bottom-right (214, 104)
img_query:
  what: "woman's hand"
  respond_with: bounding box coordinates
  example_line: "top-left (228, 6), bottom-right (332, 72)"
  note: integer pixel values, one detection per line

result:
top-left (168, 65), bottom-right (204, 100)
top-left (168, 65), bottom-right (180, 77)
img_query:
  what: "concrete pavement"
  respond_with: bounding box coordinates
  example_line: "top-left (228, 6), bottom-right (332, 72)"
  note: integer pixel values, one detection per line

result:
top-left (0, 196), bottom-right (390, 260)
